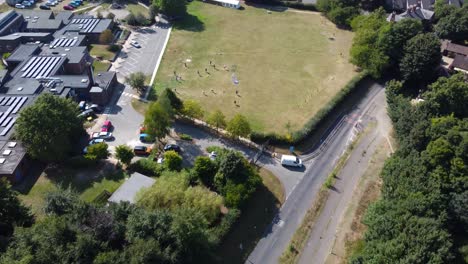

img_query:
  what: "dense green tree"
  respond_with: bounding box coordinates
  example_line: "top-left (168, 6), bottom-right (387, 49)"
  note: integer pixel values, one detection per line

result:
top-left (349, 9), bottom-right (389, 78)
top-left (164, 150), bottom-right (182, 171)
top-left (154, 0), bottom-right (187, 17)
top-left (44, 188), bottom-right (82, 216)
top-left (144, 101), bottom-right (171, 142)
top-left (227, 114), bottom-right (251, 139)
top-left (99, 29), bottom-right (114, 44)
top-left (181, 99), bottom-right (204, 120)
top-left (378, 19), bottom-right (424, 65)
top-left (0, 179), bottom-right (32, 250)
top-left (435, 5), bottom-right (468, 41)
top-left (207, 110), bottom-right (227, 131)
top-left (15, 94), bottom-right (83, 162)
top-left (160, 88), bottom-right (182, 113)
top-left (328, 6), bottom-right (360, 28)
top-left (115, 145), bottom-right (134, 166)
top-left (191, 156), bottom-right (217, 187)
top-left (399, 33), bottom-right (442, 82)
top-left (125, 72), bottom-right (146, 93)
top-left (125, 13), bottom-right (137, 26)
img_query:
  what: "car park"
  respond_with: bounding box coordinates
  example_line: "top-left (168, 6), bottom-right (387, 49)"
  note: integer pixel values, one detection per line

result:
top-left (39, 4), bottom-right (51, 9)
top-left (164, 144), bottom-right (181, 153)
top-left (134, 146), bottom-right (151, 156)
top-left (91, 132), bottom-right (113, 140)
top-left (130, 41), bottom-right (141, 48)
top-left (63, 5), bottom-right (74, 10)
top-left (15, 4), bottom-right (25, 8)
top-left (101, 120), bottom-right (112, 132)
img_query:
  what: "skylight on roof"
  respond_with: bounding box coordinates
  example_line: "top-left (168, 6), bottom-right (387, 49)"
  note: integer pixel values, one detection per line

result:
top-left (0, 158), bottom-right (5, 164)
top-left (8, 142), bottom-right (17, 148)
top-left (3, 149), bottom-right (12, 156)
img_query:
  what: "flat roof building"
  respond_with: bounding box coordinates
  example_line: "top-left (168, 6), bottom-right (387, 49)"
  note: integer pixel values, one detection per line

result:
top-left (108, 173), bottom-right (156, 204)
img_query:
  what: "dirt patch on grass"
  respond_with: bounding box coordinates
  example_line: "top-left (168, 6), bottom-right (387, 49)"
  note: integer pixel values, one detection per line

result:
top-left (216, 167), bottom-right (284, 263)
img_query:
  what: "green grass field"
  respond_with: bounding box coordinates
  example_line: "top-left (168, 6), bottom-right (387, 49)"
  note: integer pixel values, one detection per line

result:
top-left (90, 45), bottom-right (117, 61)
top-left (154, 2), bottom-right (357, 134)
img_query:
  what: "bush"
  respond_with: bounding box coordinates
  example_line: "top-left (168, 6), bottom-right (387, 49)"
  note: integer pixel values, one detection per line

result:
top-left (107, 44), bottom-right (121, 53)
top-left (209, 208), bottom-right (240, 243)
top-left (164, 150), bottom-right (182, 171)
top-left (179, 134), bottom-right (192, 141)
top-left (245, 0), bottom-right (317, 10)
top-left (128, 158), bottom-right (163, 177)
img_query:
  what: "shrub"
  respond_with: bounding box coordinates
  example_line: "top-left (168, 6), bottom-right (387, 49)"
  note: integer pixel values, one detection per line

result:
top-left (179, 134), bottom-right (192, 141)
top-left (128, 158), bottom-right (163, 177)
top-left (164, 150), bottom-right (182, 171)
top-left (65, 155), bottom-right (98, 169)
top-left (107, 44), bottom-right (121, 53)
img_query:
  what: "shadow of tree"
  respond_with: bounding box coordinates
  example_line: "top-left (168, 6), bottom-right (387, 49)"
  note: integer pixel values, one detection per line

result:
top-left (173, 13), bottom-right (205, 32)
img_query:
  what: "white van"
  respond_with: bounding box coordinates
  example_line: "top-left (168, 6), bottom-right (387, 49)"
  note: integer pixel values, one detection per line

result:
top-left (281, 155), bottom-right (303, 168)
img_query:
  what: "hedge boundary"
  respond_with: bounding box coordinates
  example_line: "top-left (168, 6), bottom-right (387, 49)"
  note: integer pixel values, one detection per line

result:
top-left (251, 72), bottom-right (369, 145)
top-left (244, 0), bottom-right (318, 11)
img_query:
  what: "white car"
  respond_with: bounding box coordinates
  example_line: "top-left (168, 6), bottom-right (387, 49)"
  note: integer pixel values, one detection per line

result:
top-left (130, 41), bottom-right (141, 48)
top-left (91, 132), bottom-right (113, 140)
top-left (15, 4), bottom-right (25, 8)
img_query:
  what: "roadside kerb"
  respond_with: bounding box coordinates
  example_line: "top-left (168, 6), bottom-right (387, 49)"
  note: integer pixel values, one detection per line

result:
top-left (145, 25), bottom-right (172, 99)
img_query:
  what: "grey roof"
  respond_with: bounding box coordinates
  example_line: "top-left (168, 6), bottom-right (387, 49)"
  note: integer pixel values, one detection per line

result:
top-left (387, 7), bottom-right (434, 22)
top-left (94, 71), bottom-right (116, 90)
top-left (54, 11), bottom-right (74, 24)
top-left (0, 32), bottom-right (50, 41)
top-left (53, 75), bottom-right (91, 89)
top-left (26, 19), bottom-right (63, 31)
top-left (68, 18), bottom-right (112, 34)
top-left (90, 86), bottom-right (103, 93)
top-left (3, 78), bottom-right (42, 95)
top-left (0, 10), bottom-right (16, 24)
top-left (452, 54), bottom-right (468, 71)
top-left (0, 141), bottom-right (27, 174)
top-left (0, 70), bottom-right (8, 85)
top-left (42, 46), bottom-right (87, 64)
top-left (16, 10), bottom-right (53, 20)
top-left (6, 44), bottom-right (41, 62)
top-left (108, 173), bottom-right (156, 204)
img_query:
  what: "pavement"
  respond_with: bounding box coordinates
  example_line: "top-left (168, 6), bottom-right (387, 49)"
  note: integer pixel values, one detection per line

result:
top-left (101, 21), bottom-right (171, 150)
top-left (298, 89), bottom-right (391, 264)
top-left (245, 81), bottom-right (386, 264)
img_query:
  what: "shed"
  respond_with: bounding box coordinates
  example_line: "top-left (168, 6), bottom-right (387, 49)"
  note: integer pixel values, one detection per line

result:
top-left (108, 173), bottom-right (155, 204)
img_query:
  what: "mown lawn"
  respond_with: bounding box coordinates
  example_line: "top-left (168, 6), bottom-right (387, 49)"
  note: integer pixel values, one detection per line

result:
top-left (90, 45), bottom-right (117, 61)
top-left (93, 60), bottom-right (111, 72)
top-left (154, 2), bottom-right (357, 134)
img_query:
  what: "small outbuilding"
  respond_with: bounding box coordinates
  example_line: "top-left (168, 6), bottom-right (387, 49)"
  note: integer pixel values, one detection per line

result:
top-left (204, 0), bottom-right (240, 9)
top-left (108, 172), bottom-right (155, 204)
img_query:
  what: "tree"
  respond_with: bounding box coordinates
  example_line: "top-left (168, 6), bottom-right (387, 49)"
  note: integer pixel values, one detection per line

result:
top-left (160, 88), bottom-right (182, 112)
top-left (115, 145), bottom-right (134, 166)
top-left (435, 5), bottom-right (468, 41)
top-left (154, 0), bottom-right (187, 17)
top-left (399, 33), bottom-right (441, 82)
top-left (97, 10), bottom-right (103, 19)
top-left (135, 13), bottom-right (147, 26)
top-left (85, 142), bottom-right (109, 161)
top-left (378, 19), bottom-right (424, 65)
top-left (16, 93), bottom-right (83, 162)
top-left (424, 73), bottom-right (468, 117)
top-left (328, 6), bottom-right (360, 28)
top-left (125, 72), bottom-right (146, 93)
top-left (0, 178), bottom-right (33, 249)
top-left (149, 4), bottom-right (160, 21)
top-left (164, 150), bottom-right (182, 171)
top-left (99, 29), bottom-right (114, 44)
top-left (181, 99), bottom-right (203, 120)
top-left (125, 13), bottom-right (137, 26)
top-left (144, 102), bottom-right (171, 142)
top-left (227, 114), bottom-right (251, 139)
top-left (192, 156), bottom-right (217, 187)
top-left (207, 110), bottom-right (227, 131)
top-left (44, 188), bottom-right (81, 216)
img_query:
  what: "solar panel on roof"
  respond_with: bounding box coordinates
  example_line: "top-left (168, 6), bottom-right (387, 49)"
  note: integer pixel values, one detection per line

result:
top-left (36, 57), bottom-right (55, 78)
top-left (0, 117), bottom-right (16, 136)
top-left (42, 57), bottom-right (60, 77)
top-left (28, 57), bottom-right (51, 78)
top-left (12, 97), bottom-right (27, 114)
top-left (0, 98), bottom-right (4, 105)
top-left (6, 97), bottom-right (14, 106)
top-left (22, 57), bottom-right (42, 78)
top-left (21, 57), bottom-right (38, 73)
top-left (1, 117), bottom-right (12, 127)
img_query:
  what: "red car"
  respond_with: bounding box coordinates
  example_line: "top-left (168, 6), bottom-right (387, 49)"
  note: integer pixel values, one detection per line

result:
top-left (101, 120), bottom-right (112, 132)
top-left (63, 5), bottom-right (74, 10)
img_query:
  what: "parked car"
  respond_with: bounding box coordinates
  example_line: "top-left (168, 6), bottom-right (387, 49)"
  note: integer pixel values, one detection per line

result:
top-left (15, 4), bottom-right (25, 8)
top-left (101, 120), bottom-right (112, 132)
top-left (130, 41), bottom-right (141, 48)
top-left (89, 138), bottom-right (105, 145)
top-left (164, 144), bottom-right (181, 153)
top-left (69, 2), bottom-right (79, 7)
top-left (134, 146), bottom-right (151, 156)
top-left (22, 1), bottom-right (32, 7)
top-left (85, 104), bottom-right (102, 113)
top-left (209, 151), bottom-right (217, 161)
top-left (39, 4), bottom-right (51, 9)
top-left (280, 155), bottom-right (303, 168)
top-left (139, 133), bottom-right (154, 142)
top-left (77, 109), bottom-right (94, 118)
top-left (71, 1), bottom-right (81, 6)
top-left (78, 101), bottom-right (86, 110)
top-left (91, 132), bottom-right (113, 140)
top-left (63, 5), bottom-right (74, 10)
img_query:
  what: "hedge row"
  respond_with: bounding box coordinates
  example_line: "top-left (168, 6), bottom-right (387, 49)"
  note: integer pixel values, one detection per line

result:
top-left (250, 72), bottom-right (368, 145)
top-left (245, 0), bottom-right (317, 11)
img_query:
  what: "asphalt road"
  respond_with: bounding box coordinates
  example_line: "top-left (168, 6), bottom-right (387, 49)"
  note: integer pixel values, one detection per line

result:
top-left (298, 88), bottom-right (390, 264)
top-left (245, 82), bottom-right (385, 264)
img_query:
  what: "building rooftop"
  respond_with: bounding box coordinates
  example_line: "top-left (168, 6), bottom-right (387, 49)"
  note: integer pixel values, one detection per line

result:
top-left (0, 96), bottom-right (32, 140)
top-left (2, 78), bottom-right (42, 95)
top-left (16, 10), bottom-right (54, 20)
top-left (41, 46), bottom-right (88, 64)
top-left (441, 40), bottom-right (468, 56)
top-left (54, 11), bottom-right (74, 24)
top-left (49, 34), bottom-right (85, 48)
top-left (0, 32), bottom-right (50, 41)
top-left (12, 55), bottom-right (66, 79)
top-left (94, 71), bottom-right (116, 90)
top-left (69, 18), bottom-right (112, 34)
top-left (452, 54), bottom-right (468, 72)
top-left (0, 141), bottom-right (27, 175)
top-left (6, 43), bottom-right (42, 63)
top-left (108, 173), bottom-right (156, 204)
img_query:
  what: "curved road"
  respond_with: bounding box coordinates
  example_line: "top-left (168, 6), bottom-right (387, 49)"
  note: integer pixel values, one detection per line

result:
top-left (245, 81), bottom-right (385, 264)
